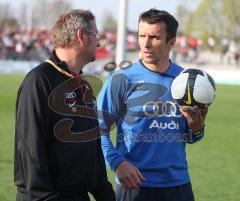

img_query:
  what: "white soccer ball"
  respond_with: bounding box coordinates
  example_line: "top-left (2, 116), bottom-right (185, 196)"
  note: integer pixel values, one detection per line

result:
top-left (171, 68), bottom-right (216, 108)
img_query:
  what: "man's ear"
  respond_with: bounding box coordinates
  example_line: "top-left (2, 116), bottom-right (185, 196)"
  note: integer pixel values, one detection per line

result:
top-left (76, 28), bottom-right (87, 47)
top-left (169, 38), bottom-right (176, 48)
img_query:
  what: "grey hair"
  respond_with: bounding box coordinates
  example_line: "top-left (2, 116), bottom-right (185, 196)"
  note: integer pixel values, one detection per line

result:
top-left (51, 9), bottom-right (95, 48)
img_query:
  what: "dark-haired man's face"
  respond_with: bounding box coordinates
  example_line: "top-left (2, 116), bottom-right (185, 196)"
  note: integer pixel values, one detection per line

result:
top-left (138, 20), bottom-right (175, 67)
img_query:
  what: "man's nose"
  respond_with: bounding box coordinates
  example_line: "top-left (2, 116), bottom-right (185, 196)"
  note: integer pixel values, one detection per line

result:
top-left (144, 36), bottom-right (151, 48)
top-left (97, 40), bottom-right (100, 47)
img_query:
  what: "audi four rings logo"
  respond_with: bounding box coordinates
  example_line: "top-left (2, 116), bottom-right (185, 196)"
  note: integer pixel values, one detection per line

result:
top-left (65, 92), bottom-right (76, 99)
top-left (143, 101), bottom-right (182, 117)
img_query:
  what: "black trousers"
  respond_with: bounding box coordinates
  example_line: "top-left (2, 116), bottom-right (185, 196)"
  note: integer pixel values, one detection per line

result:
top-left (16, 191), bottom-right (90, 201)
top-left (116, 183), bottom-right (195, 201)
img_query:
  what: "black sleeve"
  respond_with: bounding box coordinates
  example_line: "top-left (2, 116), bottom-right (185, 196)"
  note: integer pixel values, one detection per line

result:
top-left (15, 71), bottom-right (59, 201)
top-left (91, 179), bottom-right (115, 201)
top-left (90, 140), bottom-right (116, 201)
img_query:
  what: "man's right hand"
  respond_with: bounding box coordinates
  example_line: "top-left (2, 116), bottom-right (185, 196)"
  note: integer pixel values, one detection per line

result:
top-left (116, 161), bottom-right (145, 189)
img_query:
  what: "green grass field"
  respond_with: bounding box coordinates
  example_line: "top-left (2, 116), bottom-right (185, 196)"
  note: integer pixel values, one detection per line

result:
top-left (0, 74), bottom-right (240, 201)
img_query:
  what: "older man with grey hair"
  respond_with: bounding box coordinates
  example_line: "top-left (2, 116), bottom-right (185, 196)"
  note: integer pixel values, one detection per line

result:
top-left (14, 9), bottom-right (115, 201)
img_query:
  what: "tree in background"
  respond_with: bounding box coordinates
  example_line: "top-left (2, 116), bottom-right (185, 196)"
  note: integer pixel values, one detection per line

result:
top-left (222, 0), bottom-right (240, 40)
top-left (175, 2), bottom-right (191, 34)
top-left (32, 0), bottom-right (71, 29)
top-left (0, 3), bottom-right (19, 29)
top-left (101, 11), bottom-right (117, 32)
top-left (0, 0), bottom-right (71, 30)
top-left (176, 0), bottom-right (240, 45)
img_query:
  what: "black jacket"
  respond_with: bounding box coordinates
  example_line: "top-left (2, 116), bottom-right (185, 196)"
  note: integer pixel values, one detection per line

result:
top-left (14, 56), bottom-right (115, 201)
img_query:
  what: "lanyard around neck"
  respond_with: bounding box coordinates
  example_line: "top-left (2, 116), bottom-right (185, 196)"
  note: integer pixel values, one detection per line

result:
top-left (46, 59), bottom-right (74, 78)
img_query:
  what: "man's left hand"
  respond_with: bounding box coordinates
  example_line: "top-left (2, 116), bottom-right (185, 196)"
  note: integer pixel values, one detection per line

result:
top-left (180, 105), bottom-right (208, 134)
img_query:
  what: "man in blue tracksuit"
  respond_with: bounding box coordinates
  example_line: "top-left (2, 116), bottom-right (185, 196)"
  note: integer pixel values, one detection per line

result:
top-left (97, 9), bottom-right (208, 201)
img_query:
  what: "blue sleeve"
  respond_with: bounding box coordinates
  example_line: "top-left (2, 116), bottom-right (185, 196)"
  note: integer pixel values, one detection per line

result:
top-left (97, 73), bottom-right (128, 171)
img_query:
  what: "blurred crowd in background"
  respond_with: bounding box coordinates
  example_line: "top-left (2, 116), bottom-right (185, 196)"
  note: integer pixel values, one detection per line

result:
top-left (171, 35), bottom-right (240, 66)
top-left (0, 28), bottom-right (51, 61)
top-left (0, 27), bottom-right (240, 67)
top-left (0, 0), bottom-right (239, 70)
top-left (0, 27), bottom-right (139, 62)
